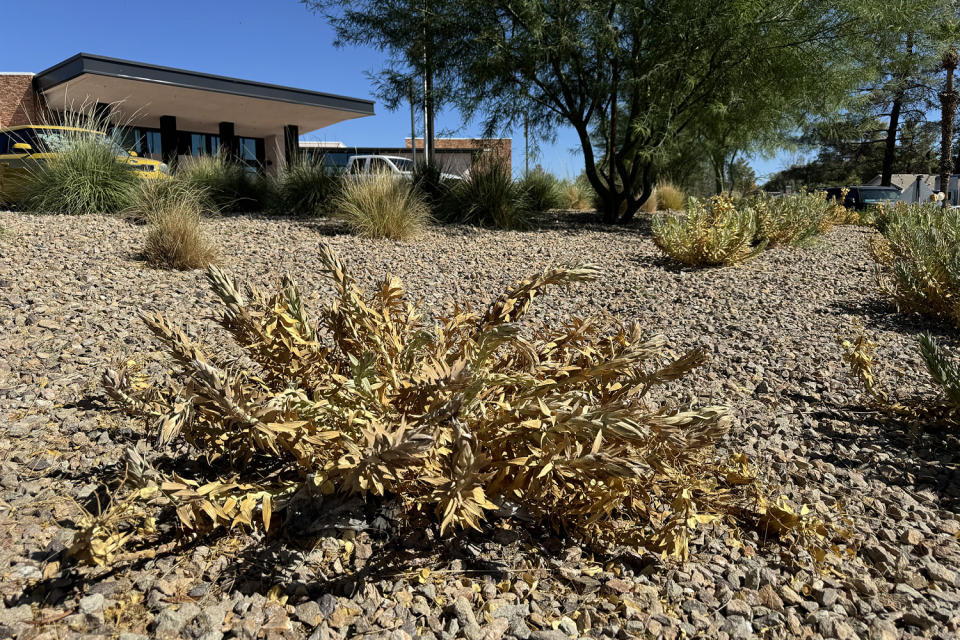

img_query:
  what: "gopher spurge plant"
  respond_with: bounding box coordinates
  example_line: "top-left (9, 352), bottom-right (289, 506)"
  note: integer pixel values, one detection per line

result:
top-left (653, 195), bottom-right (765, 267)
top-left (82, 245), bottom-right (850, 567)
top-left (754, 191), bottom-right (833, 247)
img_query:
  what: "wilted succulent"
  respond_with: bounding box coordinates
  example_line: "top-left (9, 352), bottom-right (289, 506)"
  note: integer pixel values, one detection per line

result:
top-left (86, 245), bottom-right (845, 567)
top-left (652, 195), bottom-right (764, 267)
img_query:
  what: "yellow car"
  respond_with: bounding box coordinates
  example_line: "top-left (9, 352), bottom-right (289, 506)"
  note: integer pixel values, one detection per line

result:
top-left (0, 125), bottom-right (170, 203)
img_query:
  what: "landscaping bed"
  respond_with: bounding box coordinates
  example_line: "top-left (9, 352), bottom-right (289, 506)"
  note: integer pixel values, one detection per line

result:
top-left (0, 210), bottom-right (958, 640)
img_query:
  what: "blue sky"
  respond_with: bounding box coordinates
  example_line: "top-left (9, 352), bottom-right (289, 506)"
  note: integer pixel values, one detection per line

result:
top-left (3, 0), bottom-right (779, 181)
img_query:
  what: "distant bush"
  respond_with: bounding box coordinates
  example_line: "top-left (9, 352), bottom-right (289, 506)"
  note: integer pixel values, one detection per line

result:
top-left (653, 195), bottom-right (764, 267)
top-left (335, 172), bottom-right (430, 240)
top-left (639, 191), bottom-right (659, 213)
top-left (754, 191), bottom-right (832, 247)
top-left (178, 154), bottom-right (273, 213)
top-left (444, 160), bottom-right (532, 229)
top-left (143, 188), bottom-right (217, 270)
top-left (561, 179), bottom-right (593, 210)
top-left (126, 179), bottom-right (214, 223)
top-left (276, 156), bottom-right (340, 217)
top-left (655, 182), bottom-right (686, 211)
top-left (411, 158), bottom-right (454, 212)
top-left (519, 168), bottom-right (564, 212)
top-left (20, 128), bottom-right (139, 214)
top-left (871, 203), bottom-right (960, 326)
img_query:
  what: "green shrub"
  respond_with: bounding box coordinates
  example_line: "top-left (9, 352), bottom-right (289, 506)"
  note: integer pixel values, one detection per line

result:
top-left (411, 158), bottom-right (454, 212)
top-left (655, 182), bottom-right (686, 211)
top-left (178, 154), bottom-right (273, 213)
top-left (444, 160), bottom-right (532, 229)
top-left (561, 179), bottom-right (592, 210)
top-left (871, 203), bottom-right (960, 326)
top-left (126, 178), bottom-right (214, 222)
top-left (20, 128), bottom-right (139, 214)
top-left (276, 156), bottom-right (340, 217)
top-left (334, 172), bottom-right (430, 240)
top-left (519, 168), bottom-right (564, 212)
top-left (653, 195), bottom-right (764, 267)
top-left (920, 333), bottom-right (960, 408)
top-left (143, 188), bottom-right (217, 270)
top-left (754, 191), bottom-right (832, 247)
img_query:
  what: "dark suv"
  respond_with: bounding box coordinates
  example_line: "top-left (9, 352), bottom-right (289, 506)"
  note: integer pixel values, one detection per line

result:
top-left (823, 185), bottom-right (901, 210)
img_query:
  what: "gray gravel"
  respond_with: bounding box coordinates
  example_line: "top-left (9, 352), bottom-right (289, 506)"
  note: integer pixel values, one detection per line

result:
top-left (1, 210), bottom-right (958, 640)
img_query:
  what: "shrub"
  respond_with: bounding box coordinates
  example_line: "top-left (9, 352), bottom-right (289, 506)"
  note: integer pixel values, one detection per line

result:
top-left (561, 180), bottom-right (592, 210)
top-left (20, 127), bottom-right (139, 214)
top-left (754, 191), bottom-right (832, 247)
top-left (275, 156), bottom-right (340, 217)
top-left (639, 190), bottom-right (659, 213)
top-left (444, 160), bottom-right (532, 229)
top-left (334, 172), bottom-right (430, 240)
top-left (871, 203), bottom-right (960, 326)
top-left (86, 246), bottom-right (847, 567)
top-left (653, 195), bottom-right (764, 267)
top-left (411, 158), bottom-right (454, 212)
top-left (519, 168), bottom-right (564, 212)
top-left (142, 187), bottom-right (217, 270)
top-left (178, 154), bottom-right (273, 213)
top-left (125, 178), bottom-right (214, 222)
top-left (655, 182), bottom-right (686, 211)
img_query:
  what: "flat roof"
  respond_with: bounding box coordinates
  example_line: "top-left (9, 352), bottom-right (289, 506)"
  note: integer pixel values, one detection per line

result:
top-left (35, 53), bottom-right (374, 116)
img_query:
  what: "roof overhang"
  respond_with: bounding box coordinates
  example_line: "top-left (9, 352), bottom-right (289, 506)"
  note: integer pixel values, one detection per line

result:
top-left (34, 53), bottom-right (374, 137)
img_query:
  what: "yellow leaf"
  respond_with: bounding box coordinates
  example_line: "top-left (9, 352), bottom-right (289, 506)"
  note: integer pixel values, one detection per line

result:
top-left (262, 494), bottom-right (273, 532)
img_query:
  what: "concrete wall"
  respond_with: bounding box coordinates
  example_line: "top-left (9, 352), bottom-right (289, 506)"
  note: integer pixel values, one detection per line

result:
top-left (0, 74), bottom-right (40, 127)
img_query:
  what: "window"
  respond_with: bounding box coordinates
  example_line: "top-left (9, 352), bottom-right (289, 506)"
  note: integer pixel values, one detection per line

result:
top-left (368, 157), bottom-right (390, 173)
top-left (350, 158), bottom-right (366, 174)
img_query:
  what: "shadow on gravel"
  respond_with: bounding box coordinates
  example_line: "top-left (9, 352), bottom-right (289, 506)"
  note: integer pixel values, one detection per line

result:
top-left (828, 299), bottom-right (959, 340)
top-left (807, 404), bottom-right (960, 512)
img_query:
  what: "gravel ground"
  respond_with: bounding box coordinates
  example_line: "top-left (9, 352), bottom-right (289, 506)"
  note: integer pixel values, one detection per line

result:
top-left (0, 210), bottom-right (958, 640)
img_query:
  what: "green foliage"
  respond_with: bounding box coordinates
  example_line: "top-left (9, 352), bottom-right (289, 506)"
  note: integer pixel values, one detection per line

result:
top-left (519, 168), bottom-right (564, 212)
top-left (653, 195), bottom-right (764, 267)
top-left (753, 192), bottom-right (833, 247)
top-left (411, 158), bottom-right (454, 211)
top-left (871, 203), bottom-right (960, 326)
top-left (20, 129), bottom-right (139, 214)
top-left (334, 172), bottom-right (431, 239)
top-left (561, 175), bottom-right (594, 210)
top-left (276, 156), bottom-right (340, 217)
top-left (919, 333), bottom-right (960, 408)
top-left (444, 160), bottom-right (532, 230)
top-left (126, 178), bottom-right (214, 222)
top-left (178, 155), bottom-right (274, 213)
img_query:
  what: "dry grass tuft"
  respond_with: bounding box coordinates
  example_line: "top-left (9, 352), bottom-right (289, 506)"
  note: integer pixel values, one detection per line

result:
top-left (143, 189), bottom-right (217, 270)
top-left (335, 172), bottom-right (430, 240)
top-left (654, 182), bottom-right (686, 210)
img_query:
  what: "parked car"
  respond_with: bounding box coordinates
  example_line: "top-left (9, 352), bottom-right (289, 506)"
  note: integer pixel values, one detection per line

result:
top-left (0, 125), bottom-right (169, 202)
top-left (823, 185), bottom-right (901, 210)
top-left (343, 154), bottom-right (461, 180)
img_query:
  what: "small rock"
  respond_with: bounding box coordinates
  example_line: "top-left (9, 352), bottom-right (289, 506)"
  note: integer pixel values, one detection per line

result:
top-left (296, 601), bottom-right (321, 627)
top-left (725, 598), bottom-right (752, 619)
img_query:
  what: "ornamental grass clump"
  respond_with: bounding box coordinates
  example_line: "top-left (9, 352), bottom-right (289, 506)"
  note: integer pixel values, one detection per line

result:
top-left (335, 171), bottom-right (430, 239)
top-left (519, 168), bottom-right (564, 212)
top-left (20, 123), bottom-right (139, 214)
top-left (178, 154), bottom-right (274, 213)
top-left (141, 182), bottom-right (217, 270)
top-left (654, 182), bottom-right (686, 211)
top-left (870, 203), bottom-right (960, 326)
top-left (445, 160), bottom-right (532, 229)
top-left (653, 195), bottom-right (764, 267)
top-left (275, 156), bottom-right (340, 217)
top-left (81, 246), bottom-right (852, 568)
top-left (754, 191), bottom-right (832, 247)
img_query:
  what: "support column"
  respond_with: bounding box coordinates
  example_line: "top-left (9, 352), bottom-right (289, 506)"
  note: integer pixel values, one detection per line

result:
top-left (159, 115), bottom-right (177, 165)
top-left (283, 124), bottom-right (299, 167)
top-left (218, 121), bottom-right (238, 161)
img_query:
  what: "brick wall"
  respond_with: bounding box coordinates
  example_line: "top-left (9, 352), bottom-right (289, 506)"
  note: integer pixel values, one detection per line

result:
top-left (0, 74), bottom-right (39, 128)
top-left (406, 138), bottom-right (512, 171)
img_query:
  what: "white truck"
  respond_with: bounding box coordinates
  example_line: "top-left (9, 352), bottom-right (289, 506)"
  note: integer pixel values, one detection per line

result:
top-left (344, 155), bottom-right (461, 180)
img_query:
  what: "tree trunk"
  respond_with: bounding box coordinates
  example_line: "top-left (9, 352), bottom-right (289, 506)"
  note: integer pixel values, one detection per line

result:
top-left (881, 95), bottom-right (902, 187)
top-left (939, 48), bottom-right (958, 207)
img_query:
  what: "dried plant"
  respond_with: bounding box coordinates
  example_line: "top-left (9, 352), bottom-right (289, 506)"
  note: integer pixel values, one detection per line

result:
top-left (754, 191), bottom-right (832, 247)
top-left (653, 195), bottom-right (764, 267)
top-left (654, 182), bottom-right (686, 211)
top-left (870, 203), bottom-right (960, 327)
top-left (142, 188), bottom-right (217, 270)
top-left (83, 246), bottom-right (848, 566)
top-left (840, 325), bottom-right (960, 430)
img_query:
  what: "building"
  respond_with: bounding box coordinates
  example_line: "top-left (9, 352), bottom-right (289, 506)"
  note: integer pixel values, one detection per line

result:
top-left (865, 174), bottom-right (938, 203)
top-left (0, 53), bottom-right (374, 174)
top-left (300, 138), bottom-right (512, 175)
